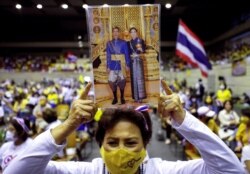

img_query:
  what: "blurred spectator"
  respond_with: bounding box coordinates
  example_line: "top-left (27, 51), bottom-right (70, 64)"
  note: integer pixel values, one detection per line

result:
top-left (32, 96), bottom-right (51, 118)
top-left (47, 88), bottom-right (59, 108)
top-left (204, 94), bottom-right (217, 113)
top-left (216, 82), bottom-right (232, 111)
top-left (195, 78), bottom-right (205, 106)
top-left (197, 106), bottom-right (219, 135)
top-left (0, 118), bottom-right (32, 172)
top-left (13, 93), bottom-right (28, 115)
top-left (241, 145), bottom-right (250, 174)
top-left (241, 93), bottom-right (250, 107)
top-left (42, 108), bottom-right (61, 131)
top-left (28, 92), bottom-right (40, 106)
top-left (173, 78), bottom-right (181, 92)
top-left (235, 108), bottom-right (250, 152)
top-left (181, 79), bottom-right (187, 88)
top-left (218, 100), bottom-right (240, 128)
top-left (218, 100), bottom-right (239, 149)
top-left (33, 96), bottom-right (51, 134)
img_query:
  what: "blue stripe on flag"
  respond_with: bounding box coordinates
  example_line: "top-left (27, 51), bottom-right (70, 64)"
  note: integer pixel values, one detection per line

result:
top-left (177, 32), bottom-right (212, 70)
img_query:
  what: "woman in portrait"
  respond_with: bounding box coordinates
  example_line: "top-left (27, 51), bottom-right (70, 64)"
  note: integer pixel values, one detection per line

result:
top-left (128, 27), bottom-right (147, 103)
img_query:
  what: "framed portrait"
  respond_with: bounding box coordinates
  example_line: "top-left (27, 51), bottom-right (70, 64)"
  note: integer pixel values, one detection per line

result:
top-left (232, 58), bottom-right (246, 76)
top-left (86, 5), bottom-right (160, 108)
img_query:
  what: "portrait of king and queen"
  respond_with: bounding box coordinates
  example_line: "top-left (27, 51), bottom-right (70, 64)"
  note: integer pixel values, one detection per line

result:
top-left (86, 5), bottom-right (160, 108)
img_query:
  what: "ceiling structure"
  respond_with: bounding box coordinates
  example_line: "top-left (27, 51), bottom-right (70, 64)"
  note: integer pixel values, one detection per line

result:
top-left (0, 0), bottom-right (249, 53)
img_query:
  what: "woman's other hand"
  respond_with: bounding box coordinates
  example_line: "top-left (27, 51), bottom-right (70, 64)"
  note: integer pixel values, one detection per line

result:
top-left (158, 80), bottom-right (185, 125)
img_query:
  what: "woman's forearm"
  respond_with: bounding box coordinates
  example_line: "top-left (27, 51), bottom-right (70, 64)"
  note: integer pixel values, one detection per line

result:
top-left (174, 111), bottom-right (244, 173)
top-left (51, 120), bottom-right (77, 145)
top-left (51, 86), bottom-right (94, 145)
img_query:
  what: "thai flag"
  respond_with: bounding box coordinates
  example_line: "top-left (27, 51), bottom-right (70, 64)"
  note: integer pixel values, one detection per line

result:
top-left (67, 52), bottom-right (78, 63)
top-left (176, 19), bottom-right (212, 77)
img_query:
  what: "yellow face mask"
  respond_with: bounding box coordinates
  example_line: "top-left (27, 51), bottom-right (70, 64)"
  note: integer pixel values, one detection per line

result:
top-left (100, 146), bottom-right (146, 174)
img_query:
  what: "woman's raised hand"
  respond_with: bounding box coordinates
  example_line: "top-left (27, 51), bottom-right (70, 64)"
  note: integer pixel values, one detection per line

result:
top-left (51, 83), bottom-right (96, 145)
top-left (159, 80), bottom-right (185, 125)
top-left (65, 82), bottom-right (96, 129)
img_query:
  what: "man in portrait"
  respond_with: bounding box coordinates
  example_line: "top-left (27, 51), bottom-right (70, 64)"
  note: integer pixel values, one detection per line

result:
top-left (106, 27), bottom-right (130, 105)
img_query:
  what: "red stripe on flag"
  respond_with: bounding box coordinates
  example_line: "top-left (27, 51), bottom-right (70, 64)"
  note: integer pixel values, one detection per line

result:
top-left (201, 70), bottom-right (208, 78)
top-left (176, 49), bottom-right (198, 68)
top-left (176, 49), bottom-right (208, 77)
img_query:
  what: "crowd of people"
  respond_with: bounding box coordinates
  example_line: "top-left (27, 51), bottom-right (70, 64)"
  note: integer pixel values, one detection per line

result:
top-left (0, 74), bottom-right (248, 173)
top-left (162, 77), bottom-right (250, 173)
top-left (0, 56), bottom-right (91, 72)
top-left (0, 80), bottom-right (244, 174)
top-left (0, 77), bottom-right (96, 171)
top-left (209, 42), bottom-right (250, 64)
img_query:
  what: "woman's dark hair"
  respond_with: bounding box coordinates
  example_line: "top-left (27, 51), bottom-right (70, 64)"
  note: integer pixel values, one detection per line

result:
top-left (241, 108), bottom-right (250, 117)
top-left (42, 108), bottom-right (58, 123)
top-left (223, 100), bottom-right (233, 109)
top-left (11, 118), bottom-right (29, 142)
top-left (129, 27), bottom-right (138, 33)
top-left (95, 108), bottom-right (152, 147)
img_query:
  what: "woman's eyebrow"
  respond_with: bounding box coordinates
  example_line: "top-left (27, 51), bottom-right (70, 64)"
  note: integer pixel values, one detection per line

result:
top-left (106, 136), bottom-right (139, 140)
top-left (124, 137), bottom-right (139, 140)
top-left (106, 137), bottom-right (118, 140)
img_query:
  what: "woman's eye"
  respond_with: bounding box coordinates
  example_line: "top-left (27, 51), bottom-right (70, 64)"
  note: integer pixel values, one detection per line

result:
top-left (126, 141), bottom-right (137, 146)
top-left (107, 141), bottom-right (118, 146)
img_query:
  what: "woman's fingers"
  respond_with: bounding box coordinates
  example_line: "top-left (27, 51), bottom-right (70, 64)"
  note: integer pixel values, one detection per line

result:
top-left (74, 108), bottom-right (91, 118)
top-left (71, 100), bottom-right (95, 119)
top-left (74, 109), bottom-right (92, 124)
top-left (158, 86), bottom-right (185, 124)
top-left (74, 103), bottom-right (94, 112)
top-left (67, 83), bottom-right (96, 126)
top-left (160, 98), bottom-right (175, 116)
top-left (73, 99), bottom-right (94, 106)
top-left (159, 95), bottom-right (173, 114)
top-left (162, 102), bottom-right (178, 116)
top-left (79, 82), bottom-right (92, 100)
top-left (161, 80), bottom-right (173, 95)
top-left (159, 80), bottom-right (174, 116)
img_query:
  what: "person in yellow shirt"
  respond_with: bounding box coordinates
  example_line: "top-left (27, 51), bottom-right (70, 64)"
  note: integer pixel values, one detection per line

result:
top-left (197, 106), bottom-right (219, 135)
top-left (216, 83), bottom-right (231, 111)
top-left (47, 89), bottom-right (59, 108)
top-left (173, 78), bottom-right (181, 92)
top-left (235, 108), bottom-right (250, 152)
top-left (78, 74), bottom-right (84, 84)
top-left (13, 93), bottom-right (28, 114)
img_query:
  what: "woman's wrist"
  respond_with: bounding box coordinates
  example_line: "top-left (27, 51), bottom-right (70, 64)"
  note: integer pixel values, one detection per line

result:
top-left (173, 109), bottom-right (186, 125)
top-left (51, 120), bottom-right (77, 145)
top-left (63, 119), bottom-right (80, 130)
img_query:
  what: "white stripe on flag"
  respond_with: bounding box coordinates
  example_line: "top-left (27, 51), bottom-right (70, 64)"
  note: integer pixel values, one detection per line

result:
top-left (178, 25), bottom-right (206, 56)
top-left (176, 42), bottom-right (209, 74)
